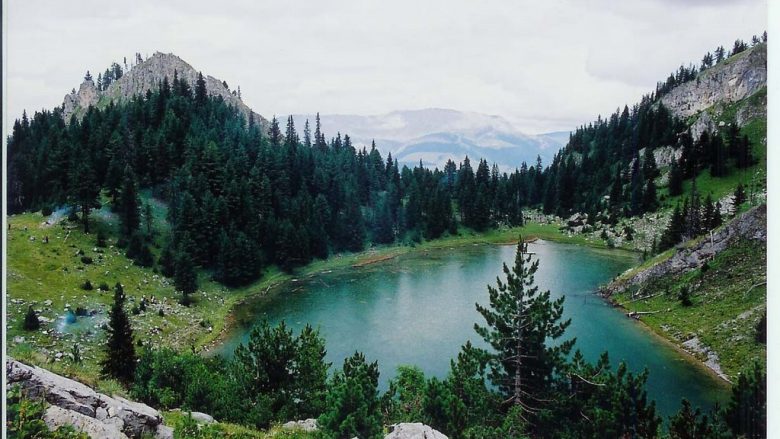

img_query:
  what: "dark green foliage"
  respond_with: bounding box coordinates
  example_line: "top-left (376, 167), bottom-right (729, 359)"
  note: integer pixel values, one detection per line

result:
top-left (214, 227), bottom-right (261, 286)
top-left (132, 347), bottom-right (235, 416)
top-left (127, 232), bottom-right (154, 267)
top-left (755, 312), bottom-right (766, 344)
top-left (117, 165), bottom-right (141, 240)
top-left (382, 366), bottom-right (427, 425)
top-left (709, 135), bottom-right (728, 177)
top-left (81, 280), bottom-right (93, 290)
top-left (173, 239), bottom-right (198, 300)
top-left (733, 183), bottom-right (747, 215)
top-left (668, 159), bottom-right (683, 196)
top-left (22, 306), bottom-right (40, 331)
top-left (98, 282), bottom-right (110, 291)
top-left (668, 399), bottom-right (720, 439)
top-left (100, 283), bottom-right (136, 385)
top-left (725, 362), bottom-right (766, 438)
top-left (80, 255), bottom-right (93, 264)
top-left (539, 352), bottom-right (662, 438)
top-left (133, 322), bottom-right (329, 428)
top-left (474, 238), bottom-right (573, 419)
top-left (232, 321), bottom-right (330, 428)
top-left (95, 230), bottom-right (107, 247)
top-left (678, 285), bottom-right (693, 307)
top-left (319, 352), bottom-right (383, 439)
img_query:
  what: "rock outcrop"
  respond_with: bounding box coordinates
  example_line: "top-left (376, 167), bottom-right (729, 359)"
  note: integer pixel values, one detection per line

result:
top-left (63, 79), bottom-right (99, 120)
top-left (660, 44), bottom-right (766, 120)
top-left (62, 52), bottom-right (268, 130)
top-left (601, 204), bottom-right (766, 297)
top-left (385, 423), bottom-right (448, 439)
top-left (7, 359), bottom-right (172, 439)
top-left (282, 418), bottom-right (318, 432)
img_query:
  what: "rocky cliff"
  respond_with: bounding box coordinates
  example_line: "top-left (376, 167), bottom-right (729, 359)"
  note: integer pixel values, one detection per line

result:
top-left (7, 359), bottom-right (172, 439)
top-left (62, 52), bottom-right (268, 129)
top-left (601, 204), bottom-right (766, 297)
top-left (660, 44), bottom-right (767, 138)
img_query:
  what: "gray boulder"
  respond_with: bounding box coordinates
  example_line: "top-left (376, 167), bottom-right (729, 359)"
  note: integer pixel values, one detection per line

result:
top-left (44, 406), bottom-right (128, 439)
top-left (283, 418), bottom-right (318, 432)
top-left (7, 359), bottom-right (170, 439)
top-left (385, 423), bottom-right (448, 439)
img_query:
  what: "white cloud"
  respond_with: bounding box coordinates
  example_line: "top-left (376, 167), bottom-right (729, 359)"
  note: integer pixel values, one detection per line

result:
top-left (5, 0), bottom-right (767, 134)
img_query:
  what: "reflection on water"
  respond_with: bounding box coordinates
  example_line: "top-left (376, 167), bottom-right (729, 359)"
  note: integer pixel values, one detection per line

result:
top-left (218, 240), bottom-right (728, 419)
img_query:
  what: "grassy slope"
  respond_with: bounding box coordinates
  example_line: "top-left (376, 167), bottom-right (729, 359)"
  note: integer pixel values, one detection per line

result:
top-left (659, 87), bottom-right (768, 209)
top-left (610, 238), bottom-right (766, 380)
top-left (6, 198), bottom-right (604, 381)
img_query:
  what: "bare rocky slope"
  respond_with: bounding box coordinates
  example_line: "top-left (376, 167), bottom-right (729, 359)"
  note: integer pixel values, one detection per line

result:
top-left (62, 52), bottom-right (268, 130)
top-left (660, 43), bottom-right (766, 139)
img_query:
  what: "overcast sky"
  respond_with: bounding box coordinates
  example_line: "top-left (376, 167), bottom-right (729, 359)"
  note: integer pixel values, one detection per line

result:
top-left (5, 0), bottom-right (767, 134)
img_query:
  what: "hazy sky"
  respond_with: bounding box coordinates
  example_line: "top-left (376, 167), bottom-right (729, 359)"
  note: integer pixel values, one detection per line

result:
top-left (5, 0), bottom-right (767, 133)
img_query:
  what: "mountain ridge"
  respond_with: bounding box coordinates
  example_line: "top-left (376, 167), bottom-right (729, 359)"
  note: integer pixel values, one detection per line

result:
top-left (62, 52), bottom-right (269, 130)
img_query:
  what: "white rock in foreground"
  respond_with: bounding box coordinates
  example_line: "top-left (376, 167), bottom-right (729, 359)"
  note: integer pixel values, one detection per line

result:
top-left (7, 359), bottom-right (169, 438)
top-left (385, 423), bottom-right (448, 439)
top-left (283, 418), bottom-right (318, 432)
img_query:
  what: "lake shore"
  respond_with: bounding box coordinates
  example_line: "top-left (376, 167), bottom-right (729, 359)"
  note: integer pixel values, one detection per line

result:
top-left (202, 222), bottom-right (619, 353)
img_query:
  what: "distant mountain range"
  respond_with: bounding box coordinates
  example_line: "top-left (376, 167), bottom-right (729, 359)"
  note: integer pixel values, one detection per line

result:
top-left (291, 109), bottom-right (568, 171)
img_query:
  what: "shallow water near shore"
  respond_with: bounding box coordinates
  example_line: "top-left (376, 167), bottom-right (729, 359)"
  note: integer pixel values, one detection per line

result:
top-left (218, 240), bottom-right (728, 419)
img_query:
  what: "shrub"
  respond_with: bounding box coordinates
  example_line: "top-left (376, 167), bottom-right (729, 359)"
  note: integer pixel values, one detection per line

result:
top-left (96, 231), bottom-right (107, 248)
top-left (80, 256), bottom-right (93, 265)
top-left (22, 306), bottom-right (40, 331)
top-left (678, 286), bottom-right (693, 307)
top-left (81, 280), bottom-right (93, 290)
top-left (42, 205), bottom-right (53, 216)
top-left (98, 282), bottom-right (110, 291)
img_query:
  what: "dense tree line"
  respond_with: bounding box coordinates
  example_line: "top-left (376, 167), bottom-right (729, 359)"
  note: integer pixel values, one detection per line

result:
top-left (8, 73), bottom-right (531, 291)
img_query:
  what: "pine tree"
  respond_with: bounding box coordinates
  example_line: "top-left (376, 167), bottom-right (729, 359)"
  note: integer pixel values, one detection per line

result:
top-left (715, 46), bottom-right (726, 63)
top-left (68, 152), bottom-right (101, 233)
top-left (642, 178), bottom-right (658, 213)
top-left (173, 237), bottom-right (198, 302)
top-left (659, 204), bottom-right (684, 251)
top-left (100, 283), bottom-right (136, 385)
top-left (668, 159), bottom-right (683, 196)
top-left (668, 399), bottom-right (716, 439)
top-left (294, 325), bottom-right (330, 418)
top-left (724, 362), bottom-right (766, 438)
top-left (474, 238), bottom-right (573, 417)
top-left (118, 166), bottom-right (141, 240)
top-left (194, 72), bottom-right (207, 106)
top-left (319, 352), bottom-right (383, 439)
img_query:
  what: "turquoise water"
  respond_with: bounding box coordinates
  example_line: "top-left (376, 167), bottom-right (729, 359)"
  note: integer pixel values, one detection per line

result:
top-left (218, 240), bottom-right (727, 419)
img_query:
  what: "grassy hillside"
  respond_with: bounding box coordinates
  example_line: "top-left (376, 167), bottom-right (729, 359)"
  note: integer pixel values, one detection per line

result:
top-left (6, 197), bottom-right (607, 387)
top-left (610, 238), bottom-right (766, 380)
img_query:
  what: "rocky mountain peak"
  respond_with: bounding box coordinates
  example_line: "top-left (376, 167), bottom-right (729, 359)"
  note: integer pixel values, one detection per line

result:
top-left (62, 52), bottom-right (268, 129)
